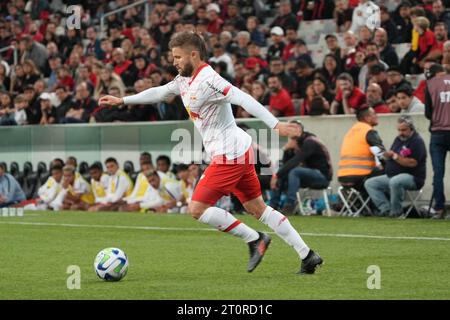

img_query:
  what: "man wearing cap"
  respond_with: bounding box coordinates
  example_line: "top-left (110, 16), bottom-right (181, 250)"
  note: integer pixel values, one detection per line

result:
top-left (386, 66), bottom-right (411, 92)
top-left (39, 92), bottom-right (56, 125)
top-left (394, 0), bottom-right (413, 44)
top-left (268, 26), bottom-right (286, 62)
top-left (425, 63), bottom-right (450, 219)
top-left (206, 3), bottom-right (223, 34)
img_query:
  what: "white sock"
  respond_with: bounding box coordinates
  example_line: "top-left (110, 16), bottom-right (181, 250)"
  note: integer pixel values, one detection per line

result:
top-left (198, 207), bottom-right (259, 243)
top-left (260, 206), bottom-right (310, 260)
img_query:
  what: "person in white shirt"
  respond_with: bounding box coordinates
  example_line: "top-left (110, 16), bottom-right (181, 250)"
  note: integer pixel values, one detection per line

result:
top-left (99, 31), bottom-right (323, 274)
top-left (350, 0), bottom-right (380, 33)
top-left (14, 94), bottom-right (28, 125)
top-left (89, 157), bottom-right (134, 212)
top-left (23, 165), bottom-right (63, 211)
top-left (118, 160), bottom-right (153, 212)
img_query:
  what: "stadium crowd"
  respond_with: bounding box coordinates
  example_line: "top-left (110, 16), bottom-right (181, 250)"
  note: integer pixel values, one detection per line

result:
top-left (0, 0), bottom-right (450, 124)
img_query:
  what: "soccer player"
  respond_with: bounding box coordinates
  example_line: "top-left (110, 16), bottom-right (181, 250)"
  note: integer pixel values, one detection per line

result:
top-left (23, 164), bottom-right (63, 210)
top-left (99, 32), bottom-right (323, 274)
top-left (89, 158), bottom-right (134, 212)
top-left (119, 160), bottom-right (153, 212)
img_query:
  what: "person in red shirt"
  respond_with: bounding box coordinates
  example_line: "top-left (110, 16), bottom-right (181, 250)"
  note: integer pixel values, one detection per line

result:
top-left (422, 22), bottom-right (448, 67)
top-left (366, 83), bottom-right (391, 114)
top-left (331, 72), bottom-right (366, 114)
top-left (206, 4), bottom-right (224, 34)
top-left (267, 74), bottom-right (296, 116)
top-left (414, 17), bottom-right (437, 70)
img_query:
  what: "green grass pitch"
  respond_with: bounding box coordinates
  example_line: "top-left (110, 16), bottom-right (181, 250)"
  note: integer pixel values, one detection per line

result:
top-left (0, 211), bottom-right (449, 300)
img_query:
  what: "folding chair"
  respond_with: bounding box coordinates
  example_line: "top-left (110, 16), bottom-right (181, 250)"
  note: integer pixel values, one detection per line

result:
top-left (296, 187), bottom-right (332, 216)
top-left (338, 186), bottom-right (372, 217)
top-left (398, 189), bottom-right (423, 219)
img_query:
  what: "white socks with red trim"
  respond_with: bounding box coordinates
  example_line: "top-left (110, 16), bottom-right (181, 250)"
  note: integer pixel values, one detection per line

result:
top-left (198, 207), bottom-right (259, 243)
top-left (259, 206), bottom-right (310, 260)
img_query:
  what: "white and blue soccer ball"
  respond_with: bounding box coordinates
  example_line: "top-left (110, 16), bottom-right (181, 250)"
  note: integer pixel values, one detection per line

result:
top-left (94, 248), bottom-right (129, 281)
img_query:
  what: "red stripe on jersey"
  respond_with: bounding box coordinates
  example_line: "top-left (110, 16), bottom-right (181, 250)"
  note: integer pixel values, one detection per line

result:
top-left (188, 63), bottom-right (209, 86)
top-left (223, 220), bottom-right (241, 232)
top-left (222, 85), bottom-right (231, 96)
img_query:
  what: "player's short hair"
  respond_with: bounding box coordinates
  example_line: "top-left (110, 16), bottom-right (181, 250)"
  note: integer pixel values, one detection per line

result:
top-left (156, 155), bottom-right (171, 165)
top-left (395, 84), bottom-right (413, 97)
top-left (105, 157), bottom-right (118, 165)
top-left (0, 163), bottom-right (6, 171)
top-left (51, 164), bottom-right (63, 172)
top-left (176, 164), bottom-right (189, 173)
top-left (169, 32), bottom-right (208, 61)
top-left (140, 160), bottom-right (153, 167)
top-left (89, 163), bottom-right (103, 171)
top-left (144, 170), bottom-right (160, 178)
top-left (398, 115), bottom-right (416, 131)
top-left (337, 73), bottom-right (354, 84)
top-left (356, 107), bottom-right (372, 122)
top-left (63, 165), bottom-right (76, 175)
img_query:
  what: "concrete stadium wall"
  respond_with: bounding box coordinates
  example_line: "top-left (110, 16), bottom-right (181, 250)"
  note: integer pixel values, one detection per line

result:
top-left (0, 114), bottom-right (448, 200)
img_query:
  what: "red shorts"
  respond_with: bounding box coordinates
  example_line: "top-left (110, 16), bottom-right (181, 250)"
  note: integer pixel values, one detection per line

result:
top-left (192, 147), bottom-right (262, 205)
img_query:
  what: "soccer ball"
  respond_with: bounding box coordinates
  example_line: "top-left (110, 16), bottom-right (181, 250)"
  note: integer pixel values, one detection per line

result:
top-left (94, 248), bottom-right (129, 281)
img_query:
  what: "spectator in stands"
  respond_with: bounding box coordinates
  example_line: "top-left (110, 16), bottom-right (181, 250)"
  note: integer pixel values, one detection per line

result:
top-left (0, 92), bottom-right (15, 126)
top-left (366, 83), bottom-right (391, 113)
top-left (13, 94), bottom-right (28, 126)
top-left (157, 155), bottom-right (176, 180)
top-left (234, 31), bottom-right (251, 58)
top-left (394, 0), bottom-right (413, 43)
top-left (59, 82), bottom-right (96, 124)
top-left (54, 85), bottom-right (73, 123)
top-left (368, 63), bottom-right (390, 98)
top-left (331, 73), bottom-right (367, 114)
top-left (395, 85), bottom-right (425, 113)
top-left (0, 162), bottom-right (26, 208)
top-left (313, 75), bottom-right (335, 105)
top-left (246, 16), bottom-right (266, 47)
top-left (386, 66), bottom-right (411, 92)
top-left (209, 44), bottom-right (235, 78)
top-left (350, 0), bottom-right (380, 33)
top-left (251, 81), bottom-right (270, 106)
top-left (268, 26), bottom-right (286, 62)
top-left (374, 28), bottom-right (400, 67)
top-left (318, 54), bottom-right (342, 90)
top-left (300, 83), bottom-right (316, 115)
top-left (89, 157), bottom-right (133, 212)
top-left (39, 92), bottom-right (56, 125)
top-left (365, 116), bottom-right (426, 217)
top-left (53, 165), bottom-right (94, 211)
top-left (111, 48), bottom-right (133, 86)
top-left (270, 0), bottom-right (298, 30)
top-left (386, 90), bottom-right (401, 113)
top-left (139, 170), bottom-right (182, 213)
top-left (337, 107), bottom-right (385, 191)
top-left (294, 60), bottom-right (317, 99)
top-left (325, 34), bottom-right (343, 66)
top-left (334, 0), bottom-right (354, 32)
top-left (356, 25), bottom-right (373, 53)
top-left (424, 63), bottom-right (450, 219)
top-left (119, 160), bottom-right (154, 212)
top-left (298, 0), bottom-right (335, 21)
top-left (431, 0), bottom-right (450, 32)
top-left (94, 65), bottom-right (125, 101)
top-left (358, 48), bottom-right (389, 91)
top-left (379, 6), bottom-right (398, 44)
top-left (341, 30), bottom-right (358, 70)
top-left (267, 57), bottom-right (297, 95)
top-left (206, 3), bottom-right (224, 34)
top-left (22, 59), bottom-right (41, 86)
top-left (267, 74), bottom-right (296, 117)
top-left (272, 121), bottom-right (333, 214)
top-left (423, 22), bottom-right (448, 65)
top-left (19, 35), bottom-right (48, 73)
top-left (84, 26), bottom-right (104, 60)
top-left (414, 17), bottom-right (437, 72)
top-left (46, 54), bottom-right (62, 91)
top-left (226, 2), bottom-right (246, 31)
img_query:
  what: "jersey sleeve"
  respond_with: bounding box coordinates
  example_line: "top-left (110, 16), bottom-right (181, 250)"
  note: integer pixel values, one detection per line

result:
top-left (123, 77), bottom-right (181, 105)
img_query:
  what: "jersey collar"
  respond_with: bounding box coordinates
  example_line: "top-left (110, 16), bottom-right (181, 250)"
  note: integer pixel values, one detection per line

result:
top-left (188, 63), bottom-right (209, 86)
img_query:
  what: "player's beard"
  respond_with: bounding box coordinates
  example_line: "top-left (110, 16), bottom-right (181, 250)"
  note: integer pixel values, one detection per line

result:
top-left (179, 62), bottom-right (194, 77)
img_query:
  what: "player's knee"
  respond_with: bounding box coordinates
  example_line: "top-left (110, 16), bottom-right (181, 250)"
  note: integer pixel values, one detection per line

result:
top-left (243, 202), bottom-right (266, 219)
top-left (188, 203), bottom-right (206, 219)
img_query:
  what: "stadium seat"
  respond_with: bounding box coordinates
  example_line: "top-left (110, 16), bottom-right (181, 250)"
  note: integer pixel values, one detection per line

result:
top-left (298, 19), bottom-right (337, 45)
top-left (92, 161), bottom-right (103, 171)
top-left (22, 162), bottom-right (37, 200)
top-left (123, 161), bottom-right (135, 177)
top-left (31, 162), bottom-right (48, 199)
top-left (296, 187), bottom-right (332, 216)
top-left (9, 162), bottom-right (23, 187)
top-left (79, 161), bottom-right (89, 175)
top-left (338, 186), bottom-right (372, 217)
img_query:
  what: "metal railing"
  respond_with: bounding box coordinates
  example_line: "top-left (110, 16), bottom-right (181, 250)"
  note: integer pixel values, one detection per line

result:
top-left (0, 45), bottom-right (18, 66)
top-left (100, 0), bottom-right (151, 38)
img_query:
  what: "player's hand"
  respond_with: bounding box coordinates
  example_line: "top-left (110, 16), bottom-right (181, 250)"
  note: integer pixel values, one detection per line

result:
top-left (274, 122), bottom-right (302, 138)
top-left (98, 95), bottom-right (124, 106)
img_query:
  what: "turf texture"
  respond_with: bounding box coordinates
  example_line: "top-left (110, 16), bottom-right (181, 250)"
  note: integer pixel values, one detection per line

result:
top-left (0, 211), bottom-right (449, 300)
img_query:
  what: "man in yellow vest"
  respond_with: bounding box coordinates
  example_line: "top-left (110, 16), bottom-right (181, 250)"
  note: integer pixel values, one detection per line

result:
top-left (51, 165), bottom-right (95, 211)
top-left (118, 160), bottom-right (154, 212)
top-left (338, 107), bottom-right (386, 190)
top-left (88, 163), bottom-right (109, 207)
top-left (89, 157), bottom-right (134, 212)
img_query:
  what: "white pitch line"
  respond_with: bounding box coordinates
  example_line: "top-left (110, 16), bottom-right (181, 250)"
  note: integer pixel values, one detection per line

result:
top-left (1, 220), bottom-right (450, 242)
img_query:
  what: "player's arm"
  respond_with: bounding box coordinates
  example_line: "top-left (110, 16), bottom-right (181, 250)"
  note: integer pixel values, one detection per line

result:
top-left (98, 80), bottom-right (180, 106)
top-left (107, 176), bottom-right (129, 203)
top-left (226, 86), bottom-right (301, 137)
